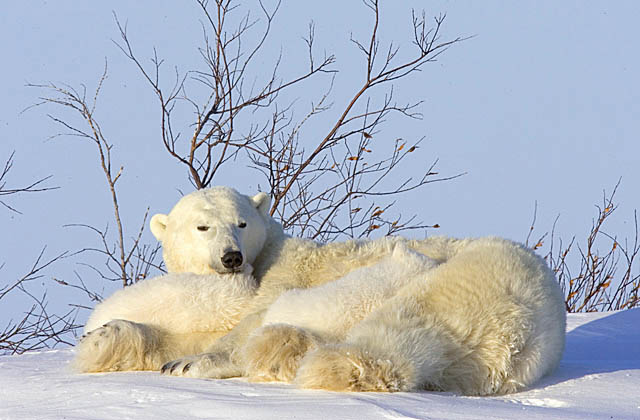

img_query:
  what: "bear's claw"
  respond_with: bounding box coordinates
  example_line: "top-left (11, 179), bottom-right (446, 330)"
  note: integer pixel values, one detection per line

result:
top-left (164, 361), bottom-right (192, 374)
top-left (161, 353), bottom-right (242, 379)
top-left (161, 361), bottom-right (178, 374)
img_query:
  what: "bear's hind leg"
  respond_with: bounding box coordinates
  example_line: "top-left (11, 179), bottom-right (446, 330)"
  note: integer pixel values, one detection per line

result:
top-left (294, 344), bottom-right (412, 392)
top-left (295, 297), bottom-right (456, 392)
top-left (73, 319), bottom-right (167, 372)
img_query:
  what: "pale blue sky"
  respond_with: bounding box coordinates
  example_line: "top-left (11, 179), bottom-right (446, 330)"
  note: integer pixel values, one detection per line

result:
top-left (2, 1), bottom-right (639, 322)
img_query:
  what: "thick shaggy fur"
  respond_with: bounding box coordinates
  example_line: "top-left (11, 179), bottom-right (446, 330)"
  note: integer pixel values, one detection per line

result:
top-left (261, 244), bottom-right (439, 341)
top-left (74, 271), bottom-right (257, 372)
top-left (76, 187), bottom-right (566, 396)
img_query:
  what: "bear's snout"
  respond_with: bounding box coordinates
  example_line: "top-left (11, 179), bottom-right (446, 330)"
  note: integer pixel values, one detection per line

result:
top-left (221, 251), bottom-right (243, 270)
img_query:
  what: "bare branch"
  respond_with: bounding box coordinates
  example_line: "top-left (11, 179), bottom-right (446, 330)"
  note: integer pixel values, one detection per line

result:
top-left (0, 249), bottom-right (78, 355)
top-left (530, 181), bottom-right (639, 312)
top-left (28, 61), bottom-right (163, 292)
top-left (269, 4), bottom-right (464, 225)
top-left (0, 152), bottom-right (57, 214)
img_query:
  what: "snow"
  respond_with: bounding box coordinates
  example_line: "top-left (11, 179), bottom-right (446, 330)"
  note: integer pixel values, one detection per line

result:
top-left (1, 309), bottom-right (639, 420)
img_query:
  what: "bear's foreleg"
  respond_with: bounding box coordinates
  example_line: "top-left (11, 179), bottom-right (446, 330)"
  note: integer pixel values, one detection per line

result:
top-left (160, 323), bottom-right (317, 381)
top-left (74, 319), bottom-right (173, 372)
top-left (161, 309), bottom-right (267, 378)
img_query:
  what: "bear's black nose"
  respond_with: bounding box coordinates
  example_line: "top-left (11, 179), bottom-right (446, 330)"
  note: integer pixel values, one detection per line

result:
top-left (221, 251), bottom-right (243, 269)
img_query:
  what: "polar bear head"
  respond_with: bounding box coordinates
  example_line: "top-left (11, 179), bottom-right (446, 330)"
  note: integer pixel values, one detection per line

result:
top-left (150, 187), bottom-right (271, 275)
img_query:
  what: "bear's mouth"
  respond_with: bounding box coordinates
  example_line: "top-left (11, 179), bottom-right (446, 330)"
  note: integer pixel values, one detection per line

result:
top-left (215, 266), bottom-right (246, 275)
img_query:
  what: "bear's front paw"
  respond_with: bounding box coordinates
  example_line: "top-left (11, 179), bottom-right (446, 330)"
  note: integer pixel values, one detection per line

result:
top-left (74, 319), bottom-right (153, 372)
top-left (242, 324), bottom-right (318, 383)
top-left (161, 352), bottom-right (241, 379)
top-left (295, 345), bottom-right (410, 392)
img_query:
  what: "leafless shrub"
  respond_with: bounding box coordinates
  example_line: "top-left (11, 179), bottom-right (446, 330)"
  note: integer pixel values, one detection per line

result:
top-left (251, 5), bottom-right (465, 240)
top-left (28, 63), bottom-right (164, 289)
top-left (113, 0), bottom-right (335, 191)
top-left (115, 0), bottom-right (464, 241)
top-left (528, 182), bottom-right (640, 312)
top-left (0, 153), bottom-right (75, 354)
top-left (0, 249), bottom-right (79, 355)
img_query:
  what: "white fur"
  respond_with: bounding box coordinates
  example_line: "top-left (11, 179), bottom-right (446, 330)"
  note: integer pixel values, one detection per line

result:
top-left (322, 237), bottom-right (567, 395)
top-left (263, 243), bottom-right (438, 340)
top-left (149, 187), bottom-right (272, 275)
top-left (74, 270), bottom-right (257, 372)
top-left (85, 270), bottom-right (257, 334)
top-left (76, 187), bottom-right (566, 396)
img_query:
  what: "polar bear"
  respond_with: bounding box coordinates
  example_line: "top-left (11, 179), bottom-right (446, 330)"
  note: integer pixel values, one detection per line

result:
top-left (73, 187), bottom-right (270, 372)
top-left (76, 187), bottom-right (567, 396)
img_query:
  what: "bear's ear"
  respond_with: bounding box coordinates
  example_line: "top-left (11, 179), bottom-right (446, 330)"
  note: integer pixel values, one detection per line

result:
top-left (150, 214), bottom-right (168, 241)
top-left (250, 192), bottom-right (271, 216)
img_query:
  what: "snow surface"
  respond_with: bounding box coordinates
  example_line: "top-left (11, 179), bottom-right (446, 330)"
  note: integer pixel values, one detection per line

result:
top-left (1, 309), bottom-right (639, 420)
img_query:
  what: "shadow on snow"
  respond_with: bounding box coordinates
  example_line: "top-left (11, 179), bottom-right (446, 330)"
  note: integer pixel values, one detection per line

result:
top-left (537, 307), bottom-right (640, 388)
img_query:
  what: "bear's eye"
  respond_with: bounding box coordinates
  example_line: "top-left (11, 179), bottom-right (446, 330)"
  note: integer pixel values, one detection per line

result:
top-left (197, 225), bottom-right (210, 232)
top-left (238, 222), bottom-right (247, 229)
